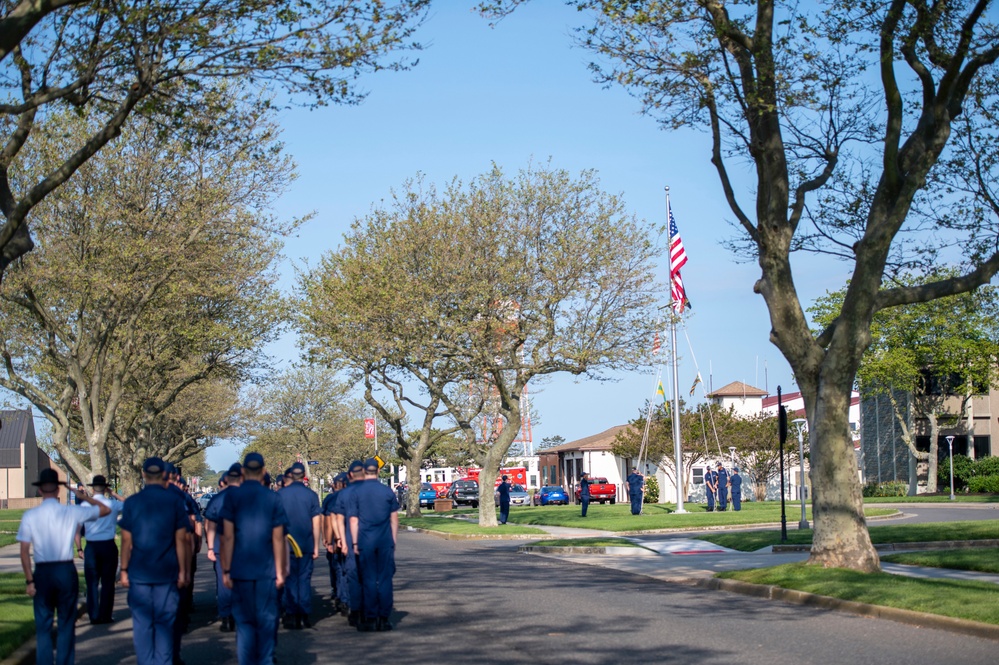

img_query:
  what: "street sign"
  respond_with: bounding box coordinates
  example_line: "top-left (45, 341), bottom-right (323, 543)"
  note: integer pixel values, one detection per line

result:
top-left (374, 455), bottom-right (385, 470)
top-left (307, 460), bottom-right (319, 465)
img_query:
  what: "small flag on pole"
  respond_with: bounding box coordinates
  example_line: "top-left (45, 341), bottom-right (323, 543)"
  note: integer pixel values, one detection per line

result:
top-left (652, 331), bottom-right (661, 355)
top-left (689, 372), bottom-right (702, 396)
top-left (364, 418), bottom-right (376, 439)
top-left (668, 200), bottom-right (690, 312)
top-left (656, 380), bottom-right (667, 404)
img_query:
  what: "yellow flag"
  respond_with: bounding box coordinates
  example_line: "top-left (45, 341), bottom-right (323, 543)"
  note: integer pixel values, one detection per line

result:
top-left (656, 380), bottom-right (667, 404)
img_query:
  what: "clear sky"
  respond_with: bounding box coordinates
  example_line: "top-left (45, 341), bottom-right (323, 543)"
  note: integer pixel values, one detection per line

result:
top-left (206, 4), bottom-right (853, 470)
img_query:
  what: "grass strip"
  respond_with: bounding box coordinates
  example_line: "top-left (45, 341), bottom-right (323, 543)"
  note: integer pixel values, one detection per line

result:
top-left (0, 573), bottom-right (42, 660)
top-left (503, 501), bottom-right (895, 532)
top-left (864, 495), bottom-right (998, 503)
top-left (719, 563), bottom-right (999, 625)
top-left (702, 520), bottom-right (999, 552)
top-left (400, 516), bottom-right (545, 536)
top-left (529, 538), bottom-right (641, 548)
top-left (881, 548), bottom-right (999, 574)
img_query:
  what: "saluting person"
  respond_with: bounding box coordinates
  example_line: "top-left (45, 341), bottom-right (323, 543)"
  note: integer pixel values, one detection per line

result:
top-left (75, 475), bottom-right (124, 624)
top-left (626, 467), bottom-right (645, 515)
top-left (119, 458), bottom-right (191, 665)
top-left (579, 472), bottom-right (591, 517)
top-left (346, 458), bottom-right (400, 632)
top-left (18, 469), bottom-right (110, 665)
top-left (220, 452), bottom-right (289, 665)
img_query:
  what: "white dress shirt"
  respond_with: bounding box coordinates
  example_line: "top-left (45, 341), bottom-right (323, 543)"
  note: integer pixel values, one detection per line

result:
top-left (17, 498), bottom-right (101, 563)
top-left (81, 493), bottom-right (124, 542)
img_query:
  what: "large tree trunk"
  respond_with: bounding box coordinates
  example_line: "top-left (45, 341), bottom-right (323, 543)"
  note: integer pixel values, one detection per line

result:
top-left (405, 458), bottom-right (423, 518)
top-left (807, 382), bottom-right (880, 572)
top-left (926, 412), bottom-right (940, 493)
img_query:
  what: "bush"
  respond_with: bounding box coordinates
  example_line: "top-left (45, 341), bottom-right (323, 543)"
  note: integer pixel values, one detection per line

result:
top-left (938, 454), bottom-right (975, 490)
top-left (973, 455), bottom-right (999, 477)
top-left (644, 476), bottom-right (659, 503)
top-left (967, 475), bottom-right (999, 493)
top-left (863, 481), bottom-right (908, 497)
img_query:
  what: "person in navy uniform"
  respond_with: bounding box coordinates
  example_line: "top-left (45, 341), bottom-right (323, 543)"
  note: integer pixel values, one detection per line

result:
top-left (278, 461), bottom-right (321, 629)
top-left (322, 473), bottom-right (347, 613)
top-left (163, 464), bottom-right (198, 665)
top-left (626, 467), bottom-right (645, 515)
top-left (18, 469), bottom-right (109, 665)
top-left (704, 465), bottom-right (717, 512)
top-left (336, 461), bottom-right (366, 626)
top-left (578, 472), bottom-right (591, 517)
top-left (220, 452), bottom-right (289, 665)
top-left (119, 457), bottom-right (191, 665)
top-left (730, 466), bottom-right (743, 511)
top-left (346, 458), bottom-right (400, 632)
top-left (204, 463), bottom-right (243, 632)
top-left (74, 475), bottom-right (124, 624)
top-left (497, 475), bottom-right (511, 525)
top-left (715, 462), bottom-right (729, 511)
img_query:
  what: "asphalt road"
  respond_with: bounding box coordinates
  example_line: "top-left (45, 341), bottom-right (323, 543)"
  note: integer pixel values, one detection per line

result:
top-left (69, 530), bottom-right (996, 665)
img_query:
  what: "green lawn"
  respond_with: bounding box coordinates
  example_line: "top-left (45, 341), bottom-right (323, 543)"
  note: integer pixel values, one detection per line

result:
top-left (719, 563), bottom-right (999, 625)
top-left (502, 501), bottom-right (896, 532)
top-left (702, 520), bottom-right (999, 552)
top-left (864, 494), bottom-right (999, 503)
top-left (400, 516), bottom-right (546, 536)
top-left (0, 573), bottom-right (35, 660)
top-left (529, 537), bottom-right (642, 548)
top-left (882, 548), bottom-right (999, 574)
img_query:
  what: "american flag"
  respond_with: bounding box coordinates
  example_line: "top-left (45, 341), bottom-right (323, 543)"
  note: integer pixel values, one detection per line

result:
top-left (668, 201), bottom-right (690, 312)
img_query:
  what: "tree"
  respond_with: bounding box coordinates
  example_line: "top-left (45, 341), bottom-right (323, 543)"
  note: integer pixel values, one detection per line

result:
top-left (0, 0), bottom-right (428, 276)
top-left (727, 411), bottom-right (799, 503)
top-left (811, 274), bottom-right (999, 493)
top-left (302, 164), bottom-right (664, 525)
top-left (537, 435), bottom-right (565, 451)
top-left (483, 0), bottom-right (999, 572)
top-left (0, 102), bottom-right (291, 484)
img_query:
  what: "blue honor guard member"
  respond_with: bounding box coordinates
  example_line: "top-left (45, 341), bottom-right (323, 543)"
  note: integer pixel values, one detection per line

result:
top-left (322, 473), bottom-right (349, 615)
top-left (626, 467), bottom-right (645, 515)
top-left (119, 458), bottom-right (191, 665)
top-left (730, 466), bottom-right (742, 511)
top-left (579, 472), bottom-right (590, 517)
top-left (220, 452), bottom-right (290, 665)
top-left (705, 466), bottom-right (717, 511)
top-left (278, 461), bottom-right (322, 629)
top-left (164, 463), bottom-right (200, 663)
top-left (335, 460), bottom-right (366, 627)
top-left (345, 458), bottom-right (400, 632)
top-left (204, 463), bottom-right (243, 633)
top-left (76, 475), bottom-right (125, 624)
top-left (18, 468), bottom-right (110, 665)
top-left (497, 475), bottom-right (511, 525)
top-left (715, 462), bottom-right (729, 511)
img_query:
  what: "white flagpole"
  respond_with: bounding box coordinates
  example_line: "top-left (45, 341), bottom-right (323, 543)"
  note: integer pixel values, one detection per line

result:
top-left (667, 186), bottom-right (687, 514)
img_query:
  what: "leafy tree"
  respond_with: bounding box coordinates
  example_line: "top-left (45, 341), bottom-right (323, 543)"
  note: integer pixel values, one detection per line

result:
top-left (0, 0), bottom-right (428, 276)
top-left (727, 411), bottom-right (800, 503)
top-left (483, 0), bottom-right (999, 572)
top-left (811, 274), bottom-right (999, 493)
top-left (302, 164), bottom-right (664, 525)
top-left (537, 434), bottom-right (565, 451)
top-left (0, 102), bottom-right (291, 484)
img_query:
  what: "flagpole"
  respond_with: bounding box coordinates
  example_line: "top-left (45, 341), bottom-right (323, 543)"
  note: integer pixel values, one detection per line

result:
top-left (666, 186), bottom-right (687, 514)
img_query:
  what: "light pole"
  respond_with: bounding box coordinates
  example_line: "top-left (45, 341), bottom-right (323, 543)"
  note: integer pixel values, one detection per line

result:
top-left (946, 435), bottom-right (956, 501)
top-left (791, 418), bottom-right (809, 529)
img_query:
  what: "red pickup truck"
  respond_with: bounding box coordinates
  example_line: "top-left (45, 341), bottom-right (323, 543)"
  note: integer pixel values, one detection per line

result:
top-left (575, 477), bottom-right (617, 504)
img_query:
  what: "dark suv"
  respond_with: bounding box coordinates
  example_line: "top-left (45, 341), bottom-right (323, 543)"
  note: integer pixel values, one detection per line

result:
top-left (447, 478), bottom-right (480, 508)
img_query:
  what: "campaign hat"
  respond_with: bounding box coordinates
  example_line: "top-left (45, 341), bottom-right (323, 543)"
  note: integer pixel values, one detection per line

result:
top-left (88, 475), bottom-right (109, 487)
top-left (142, 457), bottom-right (166, 474)
top-left (243, 452), bottom-right (265, 471)
top-left (32, 468), bottom-right (60, 487)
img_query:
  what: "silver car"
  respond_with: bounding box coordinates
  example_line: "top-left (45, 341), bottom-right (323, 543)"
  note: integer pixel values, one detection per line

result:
top-left (495, 484), bottom-right (531, 506)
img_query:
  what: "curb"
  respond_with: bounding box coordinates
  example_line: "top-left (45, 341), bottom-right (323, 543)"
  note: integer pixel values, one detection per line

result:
top-left (610, 510), bottom-right (904, 537)
top-left (518, 545), bottom-right (658, 556)
top-left (404, 526), bottom-right (545, 541)
top-left (772, 539), bottom-right (999, 553)
top-left (699, 577), bottom-right (999, 641)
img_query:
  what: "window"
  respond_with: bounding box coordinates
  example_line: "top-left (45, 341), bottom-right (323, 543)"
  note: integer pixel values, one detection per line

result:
top-left (693, 467), bottom-right (704, 485)
top-left (529, 474), bottom-right (537, 487)
top-left (550, 465), bottom-right (557, 483)
top-left (974, 436), bottom-right (991, 459)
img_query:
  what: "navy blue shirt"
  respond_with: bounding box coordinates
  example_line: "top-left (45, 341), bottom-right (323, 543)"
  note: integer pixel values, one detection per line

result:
top-left (167, 484), bottom-right (197, 531)
top-left (730, 473), bottom-right (742, 495)
top-left (497, 481), bottom-right (510, 507)
top-left (334, 482), bottom-right (359, 548)
top-left (716, 468), bottom-right (729, 491)
top-left (119, 484), bottom-right (189, 584)
top-left (579, 478), bottom-right (590, 498)
top-left (321, 490), bottom-right (337, 516)
top-left (705, 469), bottom-right (717, 490)
top-left (220, 480), bottom-right (289, 580)
top-left (278, 481), bottom-right (321, 551)
top-left (203, 487), bottom-right (230, 552)
top-left (344, 479), bottom-right (399, 546)
top-left (627, 473), bottom-right (644, 494)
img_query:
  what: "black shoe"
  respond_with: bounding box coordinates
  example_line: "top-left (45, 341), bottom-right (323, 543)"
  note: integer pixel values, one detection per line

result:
top-left (300, 614), bottom-right (312, 628)
top-left (356, 618), bottom-right (376, 632)
top-left (294, 615), bottom-right (302, 629)
top-left (347, 611), bottom-right (359, 627)
top-left (219, 617), bottom-right (231, 632)
top-left (340, 604), bottom-right (350, 617)
top-left (282, 615), bottom-right (296, 630)
top-left (377, 617), bottom-right (393, 631)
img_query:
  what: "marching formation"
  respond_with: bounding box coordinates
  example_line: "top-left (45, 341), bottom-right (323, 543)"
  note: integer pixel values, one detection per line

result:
top-left (16, 452), bottom-right (400, 665)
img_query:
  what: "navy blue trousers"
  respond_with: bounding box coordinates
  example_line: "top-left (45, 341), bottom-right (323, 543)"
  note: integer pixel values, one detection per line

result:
top-left (284, 555), bottom-right (314, 616)
top-left (84, 540), bottom-right (118, 622)
top-left (732, 490), bottom-right (741, 511)
top-left (128, 582), bottom-right (178, 665)
top-left (630, 491), bottom-right (643, 515)
top-left (499, 501), bottom-right (510, 524)
top-left (717, 489), bottom-right (728, 510)
top-left (335, 551), bottom-right (349, 607)
top-left (33, 561), bottom-right (78, 665)
top-left (345, 550), bottom-right (363, 612)
top-left (580, 496), bottom-right (589, 516)
top-left (357, 538), bottom-right (395, 620)
top-left (706, 489), bottom-right (715, 510)
top-left (231, 578), bottom-right (278, 665)
top-left (212, 558), bottom-right (232, 618)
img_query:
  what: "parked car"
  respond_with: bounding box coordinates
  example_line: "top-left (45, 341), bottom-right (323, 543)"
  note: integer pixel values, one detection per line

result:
top-left (418, 483), bottom-right (439, 509)
top-left (537, 485), bottom-right (569, 506)
top-left (196, 491), bottom-right (215, 512)
top-left (575, 477), bottom-right (617, 504)
top-left (494, 484), bottom-right (530, 507)
top-left (447, 478), bottom-right (480, 507)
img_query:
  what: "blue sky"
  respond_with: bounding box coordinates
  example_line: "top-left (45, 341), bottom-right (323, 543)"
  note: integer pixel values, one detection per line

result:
top-left (203, 4), bottom-right (852, 470)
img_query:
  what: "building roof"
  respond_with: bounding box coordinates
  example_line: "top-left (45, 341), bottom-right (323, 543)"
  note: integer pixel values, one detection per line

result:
top-left (706, 381), bottom-right (769, 398)
top-left (542, 425), bottom-right (633, 453)
top-left (0, 409), bottom-right (33, 468)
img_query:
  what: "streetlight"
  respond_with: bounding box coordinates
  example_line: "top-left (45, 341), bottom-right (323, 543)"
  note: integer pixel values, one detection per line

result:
top-left (946, 435), bottom-right (956, 501)
top-left (791, 418), bottom-right (809, 529)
